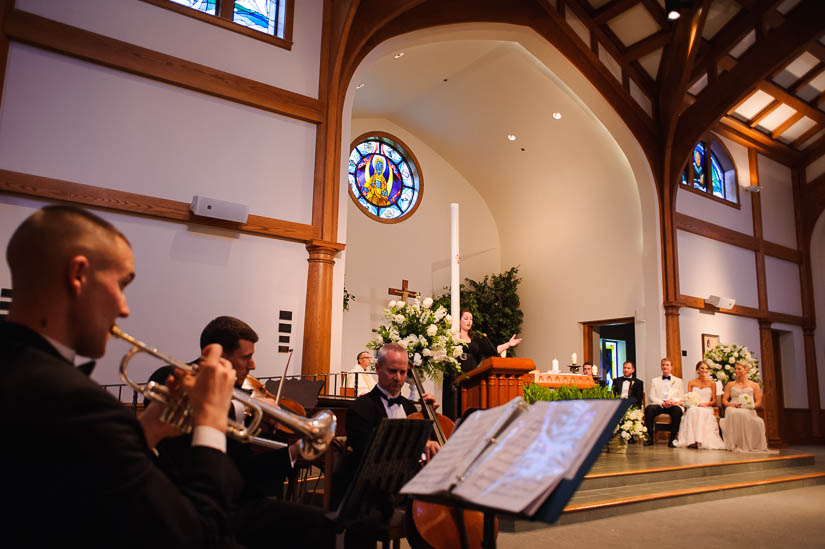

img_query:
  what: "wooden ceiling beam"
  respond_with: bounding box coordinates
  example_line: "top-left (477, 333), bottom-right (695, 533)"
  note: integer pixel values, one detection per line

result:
top-left (673, 0), bottom-right (825, 182)
top-left (640, 0), bottom-right (669, 28)
top-left (789, 61), bottom-right (825, 94)
top-left (623, 30), bottom-right (672, 62)
top-left (715, 117), bottom-right (802, 165)
top-left (759, 80), bottom-right (825, 125)
top-left (792, 122), bottom-right (823, 148)
top-left (748, 99), bottom-right (781, 127)
top-left (771, 111), bottom-right (803, 139)
top-left (592, 0), bottom-right (637, 25)
top-left (807, 41), bottom-right (825, 64)
top-left (813, 89), bottom-right (825, 106)
top-left (805, 133), bottom-right (825, 163)
top-left (690, 0), bottom-right (782, 84)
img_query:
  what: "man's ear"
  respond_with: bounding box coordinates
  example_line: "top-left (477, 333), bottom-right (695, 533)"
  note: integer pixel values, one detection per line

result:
top-left (66, 254), bottom-right (90, 296)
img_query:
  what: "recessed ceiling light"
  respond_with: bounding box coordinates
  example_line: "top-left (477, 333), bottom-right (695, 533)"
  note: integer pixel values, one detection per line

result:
top-left (507, 134), bottom-right (516, 141)
top-left (553, 112), bottom-right (562, 120)
top-left (667, 10), bottom-right (680, 20)
top-left (356, 83), bottom-right (365, 89)
top-left (393, 52), bottom-right (405, 59)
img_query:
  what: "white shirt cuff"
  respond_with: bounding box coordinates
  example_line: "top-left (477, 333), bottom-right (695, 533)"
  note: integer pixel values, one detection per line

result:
top-left (191, 425), bottom-right (227, 453)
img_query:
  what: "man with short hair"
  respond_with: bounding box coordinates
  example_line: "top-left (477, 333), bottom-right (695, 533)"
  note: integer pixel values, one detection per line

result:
top-left (345, 350), bottom-right (376, 396)
top-left (612, 361), bottom-right (644, 407)
top-left (582, 362), bottom-right (606, 388)
top-left (335, 343), bottom-right (440, 505)
top-left (1, 206), bottom-right (241, 547)
top-left (644, 358), bottom-right (684, 447)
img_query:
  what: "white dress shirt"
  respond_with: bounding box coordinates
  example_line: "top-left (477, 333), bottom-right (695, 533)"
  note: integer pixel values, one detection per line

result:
top-left (648, 375), bottom-right (684, 408)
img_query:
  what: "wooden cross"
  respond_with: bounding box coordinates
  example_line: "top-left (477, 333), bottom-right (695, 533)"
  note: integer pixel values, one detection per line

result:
top-left (388, 279), bottom-right (419, 303)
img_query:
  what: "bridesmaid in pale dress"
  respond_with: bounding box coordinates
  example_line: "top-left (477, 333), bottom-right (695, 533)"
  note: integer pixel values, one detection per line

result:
top-left (673, 361), bottom-right (725, 449)
top-left (720, 362), bottom-right (772, 452)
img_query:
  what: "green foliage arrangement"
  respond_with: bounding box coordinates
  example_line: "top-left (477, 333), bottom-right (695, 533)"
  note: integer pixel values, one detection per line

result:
top-left (522, 383), bottom-right (617, 404)
top-left (434, 266), bottom-right (523, 355)
top-left (343, 285), bottom-right (355, 311)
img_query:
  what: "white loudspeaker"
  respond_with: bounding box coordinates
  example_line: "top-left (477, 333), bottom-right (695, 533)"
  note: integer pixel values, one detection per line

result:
top-left (190, 195), bottom-right (249, 223)
top-left (706, 295), bottom-right (735, 309)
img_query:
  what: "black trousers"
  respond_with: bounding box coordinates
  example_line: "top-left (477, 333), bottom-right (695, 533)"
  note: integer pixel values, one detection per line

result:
top-left (232, 498), bottom-right (335, 549)
top-left (644, 404), bottom-right (683, 440)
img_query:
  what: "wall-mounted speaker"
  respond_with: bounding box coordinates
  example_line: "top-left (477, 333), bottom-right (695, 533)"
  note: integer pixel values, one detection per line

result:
top-left (706, 295), bottom-right (735, 310)
top-left (190, 195), bottom-right (249, 223)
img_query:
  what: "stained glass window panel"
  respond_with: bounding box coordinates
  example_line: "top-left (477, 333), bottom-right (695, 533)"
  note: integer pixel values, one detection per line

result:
top-left (710, 155), bottom-right (724, 198)
top-left (692, 143), bottom-right (706, 191)
top-left (349, 135), bottom-right (422, 223)
top-left (233, 0), bottom-right (278, 35)
top-left (170, 0), bottom-right (217, 15)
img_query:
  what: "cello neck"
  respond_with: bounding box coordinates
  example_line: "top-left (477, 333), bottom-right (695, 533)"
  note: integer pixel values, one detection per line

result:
top-left (408, 363), bottom-right (447, 446)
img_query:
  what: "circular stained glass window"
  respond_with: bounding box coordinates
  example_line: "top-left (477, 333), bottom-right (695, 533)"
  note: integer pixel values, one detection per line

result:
top-left (348, 132), bottom-right (422, 223)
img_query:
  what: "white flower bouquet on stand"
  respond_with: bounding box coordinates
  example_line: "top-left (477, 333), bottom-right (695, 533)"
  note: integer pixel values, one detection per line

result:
top-left (614, 407), bottom-right (648, 442)
top-left (703, 343), bottom-right (761, 385)
top-left (683, 391), bottom-right (703, 408)
top-left (366, 298), bottom-right (464, 380)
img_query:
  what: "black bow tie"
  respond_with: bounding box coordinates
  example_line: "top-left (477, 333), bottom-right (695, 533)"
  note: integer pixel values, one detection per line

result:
top-left (381, 394), bottom-right (404, 407)
top-left (77, 361), bottom-right (96, 376)
top-left (662, 376), bottom-right (671, 380)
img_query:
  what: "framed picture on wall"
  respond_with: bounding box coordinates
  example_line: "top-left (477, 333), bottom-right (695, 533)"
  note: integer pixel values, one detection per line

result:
top-left (702, 333), bottom-right (720, 356)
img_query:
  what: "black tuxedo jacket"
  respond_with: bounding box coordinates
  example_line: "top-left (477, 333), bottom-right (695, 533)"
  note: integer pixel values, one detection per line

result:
top-left (332, 386), bottom-right (417, 507)
top-left (0, 322), bottom-right (242, 548)
top-left (150, 364), bottom-right (293, 500)
top-left (612, 376), bottom-right (644, 406)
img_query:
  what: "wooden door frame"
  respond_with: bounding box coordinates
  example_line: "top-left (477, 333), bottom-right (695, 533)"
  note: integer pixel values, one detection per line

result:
top-left (582, 317), bottom-right (636, 368)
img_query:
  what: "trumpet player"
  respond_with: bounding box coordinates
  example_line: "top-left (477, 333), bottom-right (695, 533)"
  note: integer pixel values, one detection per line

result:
top-left (1, 206), bottom-right (243, 548)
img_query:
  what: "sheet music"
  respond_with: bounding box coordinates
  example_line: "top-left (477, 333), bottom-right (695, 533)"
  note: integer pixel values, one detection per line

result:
top-left (400, 397), bottom-right (525, 495)
top-left (452, 400), bottom-right (621, 514)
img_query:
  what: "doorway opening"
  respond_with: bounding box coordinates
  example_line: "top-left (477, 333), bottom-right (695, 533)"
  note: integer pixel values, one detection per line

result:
top-left (582, 317), bottom-right (636, 388)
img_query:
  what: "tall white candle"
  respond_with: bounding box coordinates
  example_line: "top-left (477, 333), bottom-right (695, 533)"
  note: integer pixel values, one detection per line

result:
top-left (450, 203), bottom-right (460, 331)
top-left (552, 359), bottom-right (559, 372)
top-left (571, 352), bottom-right (577, 364)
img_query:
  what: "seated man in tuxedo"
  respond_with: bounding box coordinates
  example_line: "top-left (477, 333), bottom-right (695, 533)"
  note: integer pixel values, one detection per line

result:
top-left (1, 206), bottom-right (242, 547)
top-left (612, 361), bottom-right (643, 407)
top-left (582, 362), bottom-right (606, 387)
top-left (644, 358), bottom-right (684, 447)
top-left (335, 343), bottom-right (441, 506)
top-left (151, 316), bottom-right (333, 549)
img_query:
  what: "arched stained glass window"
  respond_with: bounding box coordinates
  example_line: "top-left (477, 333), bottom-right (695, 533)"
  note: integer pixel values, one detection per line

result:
top-left (348, 132), bottom-right (423, 223)
top-left (679, 136), bottom-right (739, 207)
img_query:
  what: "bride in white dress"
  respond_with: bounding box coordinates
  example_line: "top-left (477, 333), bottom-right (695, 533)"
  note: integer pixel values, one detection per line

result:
top-left (673, 361), bottom-right (725, 449)
top-left (720, 362), bottom-right (772, 452)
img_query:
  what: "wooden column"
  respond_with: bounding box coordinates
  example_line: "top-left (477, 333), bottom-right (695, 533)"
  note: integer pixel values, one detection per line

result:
top-left (758, 319), bottom-right (784, 447)
top-left (301, 240), bottom-right (344, 376)
top-left (664, 305), bottom-right (682, 378)
top-left (803, 328), bottom-right (822, 440)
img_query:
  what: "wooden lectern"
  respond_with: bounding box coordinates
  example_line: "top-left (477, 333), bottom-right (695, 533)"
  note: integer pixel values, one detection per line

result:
top-left (454, 357), bottom-right (536, 415)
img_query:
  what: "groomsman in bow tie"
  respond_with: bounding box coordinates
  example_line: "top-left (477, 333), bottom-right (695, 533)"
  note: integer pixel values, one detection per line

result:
top-left (612, 361), bottom-right (643, 407)
top-left (644, 358), bottom-right (684, 447)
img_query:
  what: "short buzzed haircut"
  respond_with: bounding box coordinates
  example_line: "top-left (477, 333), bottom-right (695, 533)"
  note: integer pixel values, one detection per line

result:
top-left (6, 205), bottom-right (130, 292)
top-left (376, 343), bottom-right (406, 368)
top-left (200, 316), bottom-right (258, 354)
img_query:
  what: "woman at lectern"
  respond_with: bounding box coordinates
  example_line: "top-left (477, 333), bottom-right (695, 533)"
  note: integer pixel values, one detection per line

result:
top-left (457, 308), bottom-right (522, 372)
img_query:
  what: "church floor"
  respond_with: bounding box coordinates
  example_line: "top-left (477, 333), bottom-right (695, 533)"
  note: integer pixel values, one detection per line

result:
top-left (396, 445), bottom-right (825, 548)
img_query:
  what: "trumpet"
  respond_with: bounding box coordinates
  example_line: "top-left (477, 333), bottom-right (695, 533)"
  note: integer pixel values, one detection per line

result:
top-left (112, 326), bottom-right (336, 460)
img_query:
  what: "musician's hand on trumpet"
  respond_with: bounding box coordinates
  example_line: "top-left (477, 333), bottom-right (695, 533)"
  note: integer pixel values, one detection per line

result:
top-left (187, 344), bottom-right (236, 432)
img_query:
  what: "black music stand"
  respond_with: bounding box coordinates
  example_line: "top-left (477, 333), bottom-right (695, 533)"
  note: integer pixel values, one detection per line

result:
top-left (328, 418), bottom-right (432, 542)
top-left (412, 399), bottom-right (631, 549)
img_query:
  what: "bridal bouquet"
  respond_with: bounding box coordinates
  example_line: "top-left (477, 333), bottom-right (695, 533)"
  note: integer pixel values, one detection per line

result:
top-left (366, 297), bottom-right (464, 380)
top-left (734, 393), bottom-right (755, 410)
top-left (704, 343), bottom-right (761, 385)
top-left (615, 407), bottom-right (647, 442)
top-left (683, 391), bottom-right (703, 408)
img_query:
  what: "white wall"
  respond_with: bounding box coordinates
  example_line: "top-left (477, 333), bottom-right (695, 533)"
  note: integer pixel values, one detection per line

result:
top-left (758, 155), bottom-right (797, 249)
top-left (765, 256), bottom-right (803, 316)
top-left (774, 324), bottom-right (807, 408)
top-left (811, 213), bottom-right (825, 410)
top-left (677, 231), bottom-right (759, 308)
top-left (678, 307), bottom-right (761, 384)
top-left (0, 43), bottom-right (316, 225)
top-left (0, 195), bottom-right (309, 388)
top-left (340, 118), bottom-right (501, 377)
top-left (18, 0), bottom-right (323, 96)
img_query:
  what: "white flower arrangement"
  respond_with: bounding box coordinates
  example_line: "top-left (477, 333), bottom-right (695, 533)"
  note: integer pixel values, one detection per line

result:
top-left (614, 406), bottom-right (648, 442)
top-left (683, 391), bottom-right (703, 408)
top-left (735, 393), bottom-right (755, 410)
top-left (704, 343), bottom-right (761, 386)
top-left (366, 298), bottom-right (464, 380)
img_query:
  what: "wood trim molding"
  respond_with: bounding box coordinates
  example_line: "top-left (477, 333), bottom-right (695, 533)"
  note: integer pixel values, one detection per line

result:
top-left (713, 118), bottom-right (802, 167)
top-left (140, 0), bottom-right (294, 50)
top-left (0, 0), bottom-right (12, 114)
top-left (749, 148), bottom-right (769, 313)
top-left (2, 9), bottom-right (323, 124)
top-left (675, 212), bottom-right (801, 263)
top-left (678, 294), bottom-right (805, 325)
top-left (0, 169), bottom-right (320, 243)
